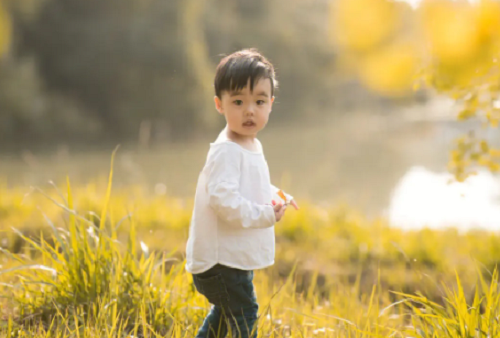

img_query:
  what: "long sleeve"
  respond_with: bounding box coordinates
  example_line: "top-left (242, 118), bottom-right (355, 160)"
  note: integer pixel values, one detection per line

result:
top-left (206, 146), bottom-right (276, 229)
top-left (271, 184), bottom-right (294, 203)
top-left (256, 138), bottom-right (294, 204)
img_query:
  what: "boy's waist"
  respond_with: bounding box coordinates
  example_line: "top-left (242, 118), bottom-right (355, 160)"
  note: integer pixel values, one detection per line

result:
top-left (192, 263), bottom-right (249, 276)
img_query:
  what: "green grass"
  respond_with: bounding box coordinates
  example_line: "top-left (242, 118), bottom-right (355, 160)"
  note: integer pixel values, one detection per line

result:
top-left (1, 150), bottom-right (500, 337)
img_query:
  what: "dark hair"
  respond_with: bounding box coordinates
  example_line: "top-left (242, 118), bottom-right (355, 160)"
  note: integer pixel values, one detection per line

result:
top-left (214, 49), bottom-right (278, 98)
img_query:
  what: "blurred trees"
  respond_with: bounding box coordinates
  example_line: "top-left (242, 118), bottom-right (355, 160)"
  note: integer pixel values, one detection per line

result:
top-left (331, 0), bottom-right (500, 181)
top-left (7, 0), bottom-right (493, 184)
top-left (17, 0), bottom-right (196, 141)
top-left (0, 0), bottom-right (348, 147)
top-left (0, 1), bottom-right (10, 57)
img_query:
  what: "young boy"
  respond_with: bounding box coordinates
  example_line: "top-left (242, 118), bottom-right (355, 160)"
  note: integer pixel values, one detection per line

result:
top-left (185, 49), bottom-right (299, 338)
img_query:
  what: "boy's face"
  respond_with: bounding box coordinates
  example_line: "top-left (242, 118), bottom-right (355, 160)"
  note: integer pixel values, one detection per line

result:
top-left (215, 78), bottom-right (274, 139)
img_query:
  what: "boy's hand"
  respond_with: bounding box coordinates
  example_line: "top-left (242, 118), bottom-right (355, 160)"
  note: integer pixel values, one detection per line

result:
top-left (289, 199), bottom-right (299, 210)
top-left (273, 202), bottom-right (287, 222)
top-left (272, 199), bottom-right (299, 211)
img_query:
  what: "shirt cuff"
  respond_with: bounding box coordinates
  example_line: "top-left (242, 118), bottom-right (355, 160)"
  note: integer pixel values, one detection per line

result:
top-left (265, 204), bottom-right (276, 225)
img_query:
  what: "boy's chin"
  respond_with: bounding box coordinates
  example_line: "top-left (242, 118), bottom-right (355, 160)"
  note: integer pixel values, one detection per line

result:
top-left (238, 129), bottom-right (260, 137)
top-left (229, 127), bottom-right (260, 137)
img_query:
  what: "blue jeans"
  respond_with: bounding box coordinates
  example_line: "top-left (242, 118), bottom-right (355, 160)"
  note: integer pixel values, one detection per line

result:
top-left (192, 264), bottom-right (259, 338)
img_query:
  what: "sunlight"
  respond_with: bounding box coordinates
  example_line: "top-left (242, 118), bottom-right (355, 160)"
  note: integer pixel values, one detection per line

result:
top-left (387, 166), bottom-right (500, 231)
top-left (397, 0), bottom-right (480, 9)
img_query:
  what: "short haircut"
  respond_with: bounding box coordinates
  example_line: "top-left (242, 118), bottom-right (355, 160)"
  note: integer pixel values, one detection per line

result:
top-left (214, 48), bottom-right (278, 98)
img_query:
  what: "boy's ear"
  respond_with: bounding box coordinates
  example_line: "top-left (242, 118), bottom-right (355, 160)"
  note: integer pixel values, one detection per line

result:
top-left (214, 96), bottom-right (224, 115)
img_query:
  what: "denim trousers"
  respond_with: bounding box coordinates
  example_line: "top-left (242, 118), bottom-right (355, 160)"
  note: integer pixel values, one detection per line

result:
top-left (192, 264), bottom-right (259, 338)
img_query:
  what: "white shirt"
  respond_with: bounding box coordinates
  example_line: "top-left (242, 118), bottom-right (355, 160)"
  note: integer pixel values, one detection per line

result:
top-left (185, 137), bottom-right (293, 274)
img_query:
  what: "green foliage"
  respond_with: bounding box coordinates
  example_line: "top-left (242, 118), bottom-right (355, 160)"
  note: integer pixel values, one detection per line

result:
top-left (1, 155), bottom-right (500, 336)
top-left (0, 0), bottom-right (341, 145)
top-left (0, 148), bottom-right (186, 336)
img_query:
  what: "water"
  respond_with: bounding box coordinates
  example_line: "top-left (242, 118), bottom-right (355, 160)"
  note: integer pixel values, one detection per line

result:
top-left (387, 166), bottom-right (500, 232)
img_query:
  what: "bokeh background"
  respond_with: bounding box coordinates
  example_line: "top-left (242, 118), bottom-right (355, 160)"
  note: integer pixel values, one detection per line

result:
top-left (0, 0), bottom-right (499, 230)
top-left (2, 1), bottom-right (500, 336)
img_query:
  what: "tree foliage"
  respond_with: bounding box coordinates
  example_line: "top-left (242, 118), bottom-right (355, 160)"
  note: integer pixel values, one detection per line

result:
top-left (0, 0), bottom-right (340, 146)
top-left (0, 1), bottom-right (11, 57)
top-left (331, 0), bottom-right (500, 181)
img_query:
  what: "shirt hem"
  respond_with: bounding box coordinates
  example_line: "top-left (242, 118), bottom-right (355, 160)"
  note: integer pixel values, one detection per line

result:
top-left (185, 262), bottom-right (218, 274)
top-left (216, 260), bottom-right (275, 271)
top-left (186, 260), bottom-right (274, 274)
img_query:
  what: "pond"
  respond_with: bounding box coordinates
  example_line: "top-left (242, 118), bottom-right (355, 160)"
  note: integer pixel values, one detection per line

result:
top-left (387, 166), bottom-right (500, 231)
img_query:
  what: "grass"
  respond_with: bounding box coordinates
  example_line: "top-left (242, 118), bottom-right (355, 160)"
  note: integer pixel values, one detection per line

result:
top-left (1, 151), bottom-right (500, 337)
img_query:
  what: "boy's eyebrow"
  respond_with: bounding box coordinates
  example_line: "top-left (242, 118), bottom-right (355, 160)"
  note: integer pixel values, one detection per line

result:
top-left (228, 91), bottom-right (270, 97)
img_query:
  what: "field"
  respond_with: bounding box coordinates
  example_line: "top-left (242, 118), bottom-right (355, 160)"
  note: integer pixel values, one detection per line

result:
top-left (1, 151), bottom-right (500, 337)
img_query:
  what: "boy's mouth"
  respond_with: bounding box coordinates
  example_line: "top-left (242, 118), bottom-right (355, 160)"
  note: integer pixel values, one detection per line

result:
top-left (243, 121), bottom-right (256, 127)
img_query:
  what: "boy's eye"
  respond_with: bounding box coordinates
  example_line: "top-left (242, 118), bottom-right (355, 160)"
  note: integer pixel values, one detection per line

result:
top-left (233, 100), bottom-right (243, 106)
top-left (257, 100), bottom-right (266, 105)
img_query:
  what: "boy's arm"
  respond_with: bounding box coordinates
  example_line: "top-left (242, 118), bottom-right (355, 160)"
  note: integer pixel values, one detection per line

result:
top-left (207, 147), bottom-right (276, 229)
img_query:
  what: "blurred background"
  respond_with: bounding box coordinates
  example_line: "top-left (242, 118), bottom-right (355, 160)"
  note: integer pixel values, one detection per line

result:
top-left (0, 0), bottom-right (499, 231)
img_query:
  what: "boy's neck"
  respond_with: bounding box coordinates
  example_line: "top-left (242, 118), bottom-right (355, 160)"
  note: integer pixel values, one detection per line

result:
top-left (224, 126), bottom-right (259, 151)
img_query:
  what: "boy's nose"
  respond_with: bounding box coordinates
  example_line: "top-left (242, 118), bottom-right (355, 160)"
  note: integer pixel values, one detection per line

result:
top-left (246, 104), bottom-right (256, 115)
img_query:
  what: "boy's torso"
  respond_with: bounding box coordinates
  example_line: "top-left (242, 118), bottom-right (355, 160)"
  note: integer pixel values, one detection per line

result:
top-left (185, 136), bottom-right (276, 274)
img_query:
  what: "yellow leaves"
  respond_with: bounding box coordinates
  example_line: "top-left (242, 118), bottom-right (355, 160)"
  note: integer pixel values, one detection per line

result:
top-left (420, 0), bottom-right (500, 80)
top-left (488, 161), bottom-right (500, 172)
top-left (478, 156), bottom-right (500, 172)
top-left (329, 0), bottom-right (420, 97)
top-left (330, 0), bottom-right (398, 52)
top-left (451, 150), bottom-right (461, 163)
top-left (487, 117), bottom-right (499, 128)
top-left (480, 140), bottom-right (489, 153)
top-left (457, 108), bottom-right (476, 121)
top-left (449, 135), bottom-right (500, 181)
top-left (0, 1), bottom-right (11, 57)
top-left (448, 136), bottom-right (475, 181)
top-left (359, 42), bottom-right (418, 96)
top-left (489, 148), bottom-right (500, 158)
top-left (330, 0), bottom-right (500, 100)
top-left (485, 108), bottom-right (500, 127)
top-left (421, 1), bottom-right (480, 66)
top-left (474, 0), bottom-right (500, 43)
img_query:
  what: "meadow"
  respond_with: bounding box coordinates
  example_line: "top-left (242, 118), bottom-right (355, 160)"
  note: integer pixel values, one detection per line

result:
top-left (1, 152), bottom-right (500, 337)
